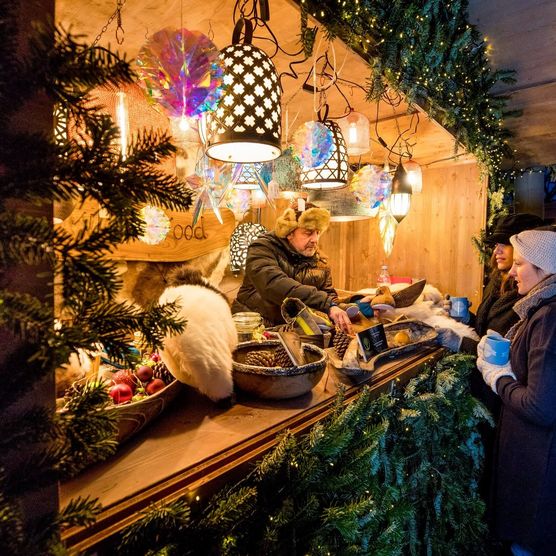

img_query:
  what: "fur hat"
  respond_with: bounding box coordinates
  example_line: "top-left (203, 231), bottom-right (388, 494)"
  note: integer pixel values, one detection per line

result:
top-left (485, 213), bottom-right (544, 245)
top-left (275, 206), bottom-right (330, 238)
top-left (510, 228), bottom-right (556, 274)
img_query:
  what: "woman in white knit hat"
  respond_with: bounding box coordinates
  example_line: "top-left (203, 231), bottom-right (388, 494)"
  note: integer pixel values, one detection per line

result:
top-left (476, 226), bottom-right (556, 556)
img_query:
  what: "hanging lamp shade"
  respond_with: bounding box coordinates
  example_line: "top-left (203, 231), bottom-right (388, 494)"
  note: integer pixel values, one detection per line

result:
top-left (234, 163), bottom-right (263, 190)
top-left (300, 120), bottom-right (349, 190)
top-left (308, 188), bottom-right (374, 221)
top-left (388, 163), bottom-right (412, 223)
top-left (337, 111), bottom-right (370, 156)
top-left (229, 222), bottom-right (267, 272)
top-left (404, 159), bottom-right (423, 193)
top-left (205, 43), bottom-right (281, 163)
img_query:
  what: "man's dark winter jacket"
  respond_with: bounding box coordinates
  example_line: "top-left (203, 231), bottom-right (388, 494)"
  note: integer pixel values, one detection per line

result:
top-left (231, 232), bottom-right (339, 326)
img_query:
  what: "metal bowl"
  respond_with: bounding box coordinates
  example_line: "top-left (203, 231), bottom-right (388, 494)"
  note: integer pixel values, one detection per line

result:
top-left (232, 340), bottom-right (327, 399)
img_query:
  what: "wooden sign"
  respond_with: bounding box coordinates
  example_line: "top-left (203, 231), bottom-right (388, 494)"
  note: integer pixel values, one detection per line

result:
top-left (60, 199), bottom-right (236, 262)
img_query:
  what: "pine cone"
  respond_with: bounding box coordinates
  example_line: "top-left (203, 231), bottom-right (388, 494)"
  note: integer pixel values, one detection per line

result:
top-left (333, 329), bottom-right (353, 359)
top-left (274, 347), bottom-right (294, 368)
top-left (245, 350), bottom-right (275, 367)
top-left (152, 362), bottom-right (173, 385)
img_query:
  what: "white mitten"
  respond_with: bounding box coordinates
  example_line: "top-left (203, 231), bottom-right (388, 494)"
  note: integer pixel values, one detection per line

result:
top-left (476, 356), bottom-right (516, 393)
top-left (436, 327), bottom-right (463, 352)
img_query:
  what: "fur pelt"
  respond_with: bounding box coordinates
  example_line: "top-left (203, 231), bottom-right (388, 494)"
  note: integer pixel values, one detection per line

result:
top-left (275, 207), bottom-right (330, 238)
top-left (55, 349), bottom-right (92, 397)
top-left (158, 266), bottom-right (238, 402)
top-left (357, 283), bottom-right (479, 341)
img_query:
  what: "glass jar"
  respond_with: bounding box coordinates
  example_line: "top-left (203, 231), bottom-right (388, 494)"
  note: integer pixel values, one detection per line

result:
top-left (233, 312), bottom-right (264, 343)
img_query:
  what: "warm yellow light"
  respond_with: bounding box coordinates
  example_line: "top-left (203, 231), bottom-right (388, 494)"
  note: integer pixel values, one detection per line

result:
top-left (116, 91), bottom-right (129, 160)
top-left (404, 159), bottom-right (423, 193)
top-left (387, 193), bottom-right (411, 223)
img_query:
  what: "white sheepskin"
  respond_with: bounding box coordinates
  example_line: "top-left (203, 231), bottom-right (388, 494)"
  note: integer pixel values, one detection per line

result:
top-left (158, 283), bottom-right (238, 402)
top-left (357, 284), bottom-right (479, 341)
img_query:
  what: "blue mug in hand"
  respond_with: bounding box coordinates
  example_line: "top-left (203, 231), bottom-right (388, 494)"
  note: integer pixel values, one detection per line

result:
top-left (484, 335), bottom-right (511, 365)
top-left (449, 297), bottom-right (471, 322)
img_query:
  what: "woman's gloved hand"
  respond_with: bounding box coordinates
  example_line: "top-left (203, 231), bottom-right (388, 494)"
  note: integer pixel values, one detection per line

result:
top-left (477, 330), bottom-right (515, 392)
top-left (435, 327), bottom-right (463, 352)
top-left (476, 357), bottom-right (516, 393)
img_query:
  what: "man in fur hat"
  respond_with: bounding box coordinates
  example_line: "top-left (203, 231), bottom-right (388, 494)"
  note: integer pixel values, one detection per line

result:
top-left (232, 202), bottom-right (352, 333)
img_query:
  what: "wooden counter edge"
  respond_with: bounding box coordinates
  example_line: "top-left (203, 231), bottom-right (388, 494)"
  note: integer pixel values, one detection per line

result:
top-left (62, 347), bottom-right (443, 554)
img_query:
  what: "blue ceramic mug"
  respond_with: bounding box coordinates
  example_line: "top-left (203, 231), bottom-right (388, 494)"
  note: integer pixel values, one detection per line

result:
top-left (484, 336), bottom-right (511, 365)
top-left (449, 297), bottom-right (471, 321)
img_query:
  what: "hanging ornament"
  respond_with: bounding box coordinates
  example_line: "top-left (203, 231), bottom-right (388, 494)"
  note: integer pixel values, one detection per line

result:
top-left (291, 121), bottom-right (334, 168)
top-left (349, 164), bottom-right (388, 209)
top-left (136, 27), bottom-right (224, 119)
top-left (261, 146), bottom-right (302, 196)
top-left (190, 156), bottom-right (239, 225)
top-left (378, 204), bottom-right (398, 257)
top-left (378, 168), bottom-right (393, 203)
top-left (229, 222), bottom-right (267, 272)
top-left (139, 206), bottom-right (171, 245)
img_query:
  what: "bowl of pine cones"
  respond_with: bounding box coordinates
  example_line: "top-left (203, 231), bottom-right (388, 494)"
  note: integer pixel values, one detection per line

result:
top-left (232, 340), bottom-right (327, 399)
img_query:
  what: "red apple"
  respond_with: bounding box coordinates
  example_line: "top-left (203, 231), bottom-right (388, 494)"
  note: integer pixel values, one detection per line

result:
top-left (150, 352), bottom-right (161, 362)
top-left (136, 365), bottom-right (153, 382)
top-left (146, 378), bottom-right (165, 395)
top-left (109, 383), bottom-right (133, 404)
top-left (111, 369), bottom-right (137, 392)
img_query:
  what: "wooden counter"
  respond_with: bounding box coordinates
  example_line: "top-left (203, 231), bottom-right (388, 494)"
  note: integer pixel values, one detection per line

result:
top-left (61, 346), bottom-right (443, 553)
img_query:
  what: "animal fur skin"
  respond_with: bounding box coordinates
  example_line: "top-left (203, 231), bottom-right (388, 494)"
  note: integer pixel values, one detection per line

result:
top-left (357, 283), bottom-right (479, 341)
top-left (158, 266), bottom-right (238, 401)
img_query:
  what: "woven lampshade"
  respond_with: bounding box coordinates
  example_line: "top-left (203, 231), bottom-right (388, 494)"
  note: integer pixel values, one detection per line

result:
top-left (308, 188), bottom-right (374, 221)
top-left (234, 163), bottom-right (263, 190)
top-left (230, 222), bottom-right (267, 272)
top-left (300, 120), bottom-right (349, 190)
top-left (205, 43), bottom-right (281, 163)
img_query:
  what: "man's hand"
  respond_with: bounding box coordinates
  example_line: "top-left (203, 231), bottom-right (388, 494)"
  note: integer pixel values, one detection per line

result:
top-left (329, 306), bottom-right (353, 334)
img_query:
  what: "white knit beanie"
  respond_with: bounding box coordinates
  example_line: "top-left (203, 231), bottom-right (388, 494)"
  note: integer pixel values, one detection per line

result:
top-left (510, 229), bottom-right (556, 274)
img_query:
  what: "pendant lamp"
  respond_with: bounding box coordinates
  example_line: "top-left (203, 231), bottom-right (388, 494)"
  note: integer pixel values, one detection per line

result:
top-left (388, 163), bottom-right (412, 223)
top-left (404, 159), bottom-right (423, 193)
top-left (337, 111), bottom-right (370, 156)
top-left (234, 163), bottom-right (263, 190)
top-left (205, 43), bottom-right (281, 163)
top-left (300, 120), bottom-right (349, 190)
top-left (308, 188), bottom-right (374, 221)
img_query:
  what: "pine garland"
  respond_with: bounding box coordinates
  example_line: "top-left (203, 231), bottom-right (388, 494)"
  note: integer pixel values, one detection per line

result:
top-left (0, 1), bottom-right (195, 552)
top-left (296, 0), bottom-right (517, 237)
top-left (117, 354), bottom-right (491, 555)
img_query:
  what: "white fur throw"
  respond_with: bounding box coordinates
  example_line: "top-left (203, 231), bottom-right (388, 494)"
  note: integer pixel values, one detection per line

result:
top-left (159, 282), bottom-right (238, 402)
top-left (357, 284), bottom-right (479, 341)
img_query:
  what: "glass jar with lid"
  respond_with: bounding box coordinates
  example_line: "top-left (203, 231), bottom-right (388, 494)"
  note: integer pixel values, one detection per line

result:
top-left (232, 312), bottom-right (264, 342)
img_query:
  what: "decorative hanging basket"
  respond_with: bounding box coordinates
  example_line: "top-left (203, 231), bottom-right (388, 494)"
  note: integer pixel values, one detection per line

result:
top-left (300, 120), bottom-right (349, 190)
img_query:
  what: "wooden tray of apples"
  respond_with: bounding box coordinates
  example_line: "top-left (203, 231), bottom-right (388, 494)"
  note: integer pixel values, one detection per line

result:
top-left (104, 353), bottom-right (182, 444)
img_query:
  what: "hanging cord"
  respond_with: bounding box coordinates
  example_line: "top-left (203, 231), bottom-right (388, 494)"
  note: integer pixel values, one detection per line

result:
top-left (92, 0), bottom-right (127, 47)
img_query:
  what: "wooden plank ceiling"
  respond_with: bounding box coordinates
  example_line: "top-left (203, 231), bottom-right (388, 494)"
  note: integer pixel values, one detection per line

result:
top-left (56, 0), bottom-right (471, 170)
top-left (468, 0), bottom-right (556, 167)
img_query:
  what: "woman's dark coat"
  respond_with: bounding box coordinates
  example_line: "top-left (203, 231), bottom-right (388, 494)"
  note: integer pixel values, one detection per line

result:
top-left (231, 232), bottom-right (338, 326)
top-left (492, 275), bottom-right (556, 555)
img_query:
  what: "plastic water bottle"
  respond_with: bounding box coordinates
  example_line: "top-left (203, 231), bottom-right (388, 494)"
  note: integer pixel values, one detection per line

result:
top-left (377, 265), bottom-right (391, 288)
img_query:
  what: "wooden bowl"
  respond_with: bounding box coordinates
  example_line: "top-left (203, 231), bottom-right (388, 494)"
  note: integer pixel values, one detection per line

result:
top-left (106, 379), bottom-right (183, 444)
top-left (232, 340), bottom-right (327, 399)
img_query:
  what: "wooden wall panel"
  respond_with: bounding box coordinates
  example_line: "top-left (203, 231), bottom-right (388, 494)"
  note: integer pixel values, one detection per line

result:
top-left (316, 162), bottom-right (488, 307)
